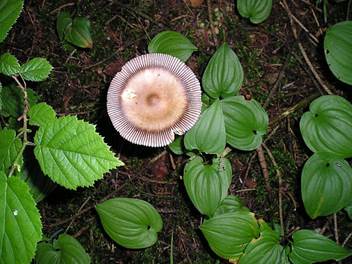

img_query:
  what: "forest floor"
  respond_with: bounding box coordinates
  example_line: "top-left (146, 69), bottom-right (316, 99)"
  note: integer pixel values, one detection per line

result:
top-left (2, 0), bottom-right (352, 263)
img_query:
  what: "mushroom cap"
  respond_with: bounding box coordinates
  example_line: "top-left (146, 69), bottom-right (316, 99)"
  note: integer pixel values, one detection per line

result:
top-left (107, 53), bottom-right (201, 147)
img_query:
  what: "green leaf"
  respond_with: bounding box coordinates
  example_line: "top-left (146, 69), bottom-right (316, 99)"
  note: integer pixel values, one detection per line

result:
top-left (202, 43), bottom-right (244, 98)
top-left (0, 171), bottom-right (42, 264)
top-left (28, 102), bottom-right (56, 127)
top-left (168, 136), bottom-right (184, 155)
top-left (0, 53), bottom-right (21, 76)
top-left (289, 229), bottom-right (352, 264)
top-left (34, 116), bottom-right (123, 189)
top-left (96, 198), bottom-right (163, 249)
top-left (0, 0), bottom-right (24, 43)
top-left (345, 204), bottom-right (352, 220)
top-left (0, 82), bottom-right (2, 112)
top-left (200, 211), bottom-right (259, 260)
top-left (20, 58), bottom-right (53, 82)
top-left (213, 195), bottom-right (249, 216)
top-left (56, 11), bottom-right (72, 41)
top-left (236, 0), bottom-right (272, 24)
top-left (239, 220), bottom-right (290, 264)
top-left (35, 234), bottom-right (91, 264)
top-left (65, 17), bottom-right (93, 49)
top-left (183, 156), bottom-right (232, 217)
top-left (300, 95), bottom-right (352, 158)
top-left (148, 31), bottom-right (197, 62)
top-left (221, 96), bottom-right (268, 151)
top-left (0, 128), bottom-right (22, 172)
top-left (184, 100), bottom-right (226, 154)
top-left (301, 153), bottom-right (352, 219)
top-left (324, 21), bottom-right (352, 85)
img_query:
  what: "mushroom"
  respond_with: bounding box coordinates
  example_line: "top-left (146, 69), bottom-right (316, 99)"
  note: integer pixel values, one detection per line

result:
top-left (107, 53), bottom-right (201, 147)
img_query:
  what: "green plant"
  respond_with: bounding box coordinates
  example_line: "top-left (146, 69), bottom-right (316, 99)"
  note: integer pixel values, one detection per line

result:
top-left (56, 11), bottom-right (93, 49)
top-left (236, 0), bottom-right (273, 24)
top-left (148, 30), bottom-right (352, 263)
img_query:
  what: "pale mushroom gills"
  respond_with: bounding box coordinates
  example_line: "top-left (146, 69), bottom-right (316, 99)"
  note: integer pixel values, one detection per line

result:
top-left (107, 53), bottom-right (201, 147)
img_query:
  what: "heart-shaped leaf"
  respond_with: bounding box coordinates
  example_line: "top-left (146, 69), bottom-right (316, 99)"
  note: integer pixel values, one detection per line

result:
top-left (184, 99), bottom-right (226, 154)
top-left (202, 43), bottom-right (243, 98)
top-left (289, 229), bottom-right (352, 264)
top-left (221, 96), bottom-right (268, 151)
top-left (300, 95), bottom-right (352, 158)
top-left (236, 0), bottom-right (272, 24)
top-left (148, 31), bottom-right (197, 62)
top-left (0, 128), bottom-right (22, 172)
top-left (34, 116), bottom-right (123, 189)
top-left (183, 156), bottom-right (232, 217)
top-left (324, 21), bottom-right (352, 85)
top-left (35, 234), bottom-right (90, 264)
top-left (301, 153), bottom-right (352, 219)
top-left (65, 17), bottom-right (93, 48)
top-left (20, 58), bottom-right (53, 82)
top-left (0, 53), bottom-right (21, 76)
top-left (0, 171), bottom-right (42, 264)
top-left (200, 211), bottom-right (259, 260)
top-left (96, 198), bottom-right (163, 249)
top-left (213, 195), bottom-right (249, 216)
top-left (28, 102), bottom-right (56, 127)
top-left (0, 0), bottom-right (24, 43)
top-left (239, 220), bottom-right (289, 264)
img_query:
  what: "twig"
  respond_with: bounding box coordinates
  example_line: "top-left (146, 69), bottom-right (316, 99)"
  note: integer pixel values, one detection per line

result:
top-left (262, 143), bottom-right (284, 237)
top-left (256, 145), bottom-right (272, 192)
top-left (343, 232), bottom-right (352, 246)
top-left (65, 196), bottom-right (91, 233)
top-left (333, 213), bottom-right (340, 244)
top-left (347, 0), bottom-right (352, 20)
top-left (206, 0), bottom-right (219, 46)
top-left (49, 3), bottom-right (75, 14)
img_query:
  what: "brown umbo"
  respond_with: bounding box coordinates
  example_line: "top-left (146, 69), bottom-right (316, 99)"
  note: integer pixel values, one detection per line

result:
top-left (107, 53), bottom-right (201, 147)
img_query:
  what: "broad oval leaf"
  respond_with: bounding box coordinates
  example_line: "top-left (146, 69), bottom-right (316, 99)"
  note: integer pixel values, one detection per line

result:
top-left (300, 95), bottom-right (352, 158)
top-left (345, 204), bottom-right (352, 220)
top-left (0, 128), bottom-right (22, 172)
top-left (34, 116), bottom-right (123, 189)
top-left (20, 58), bottom-right (53, 82)
top-left (28, 102), bottom-right (56, 127)
top-left (301, 153), bottom-right (352, 219)
top-left (184, 100), bottom-right (226, 154)
top-left (213, 195), bottom-right (249, 216)
top-left (239, 220), bottom-right (289, 264)
top-left (65, 17), bottom-right (93, 48)
top-left (183, 156), bottom-right (232, 217)
top-left (56, 11), bottom-right (72, 41)
top-left (148, 31), bottom-right (197, 62)
top-left (289, 229), bottom-right (352, 264)
top-left (0, 53), bottom-right (21, 76)
top-left (0, 0), bottom-right (24, 43)
top-left (96, 198), bottom-right (163, 249)
top-left (35, 234), bottom-right (91, 264)
top-left (200, 211), bottom-right (259, 260)
top-left (168, 136), bottom-right (184, 155)
top-left (0, 171), bottom-right (42, 264)
top-left (237, 0), bottom-right (272, 24)
top-left (221, 96), bottom-right (268, 151)
top-left (324, 21), bottom-right (352, 85)
top-left (202, 43), bottom-right (243, 98)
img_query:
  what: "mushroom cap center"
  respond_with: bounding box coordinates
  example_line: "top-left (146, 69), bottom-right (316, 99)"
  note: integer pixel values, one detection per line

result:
top-left (120, 67), bottom-right (187, 131)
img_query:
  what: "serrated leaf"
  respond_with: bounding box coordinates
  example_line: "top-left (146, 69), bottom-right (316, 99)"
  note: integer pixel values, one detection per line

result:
top-left (35, 234), bottom-right (91, 264)
top-left (239, 220), bottom-right (289, 264)
top-left (34, 116), bottom-right (123, 189)
top-left (202, 43), bottom-right (244, 98)
top-left (183, 156), bottom-right (232, 217)
top-left (20, 58), bottom-right (53, 82)
top-left (236, 0), bottom-right (272, 24)
top-left (0, 171), bottom-right (42, 264)
top-left (0, 53), bottom-right (21, 76)
top-left (300, 95), bottom-right (352, 158)
top-left (289, 229), bottom-right (352, 264)
top-left (213, 195), bottom-right (249, 216)
top-left (96, 198), bottom-right (163, 249)
top-left (184, 100), bottom-right (226, 154)
top-left (0, 85), bottom-right (39, 118)
top-left (28, 102), bottom-right (56, 127)
top-left (56, 11), bottom-right (72, 41)
top-left (65, 17), bottom-right (93, 48)
top-left (324, 21), bottom-right (352, 85)
top-left (301, 153), bottom-right (352, 219)
top-left (221, 96), bottom-right (268, 151)
top-left (0, 0), bottom-right (24, 43)
top-left (0, 82), bottom-right (2, 112)
top-left (148, 31), bottom-right (197, 62)
top-left (200, 211), bottom-right (259, 260)
top-left (0, 128), bottom-right (22, 172)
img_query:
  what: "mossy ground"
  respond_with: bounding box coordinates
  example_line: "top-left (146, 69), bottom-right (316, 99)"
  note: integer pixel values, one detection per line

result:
top-left (2, 0), bottom-right (352, 263)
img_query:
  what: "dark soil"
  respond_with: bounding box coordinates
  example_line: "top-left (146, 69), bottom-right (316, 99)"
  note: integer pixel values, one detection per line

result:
top-left (2, 0), bottom-right (352, 263)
